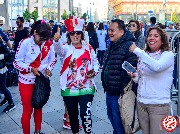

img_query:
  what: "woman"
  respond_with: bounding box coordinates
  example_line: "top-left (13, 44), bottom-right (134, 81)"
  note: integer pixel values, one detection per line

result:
top-left (13, 20), bottom-right (57, 134)
top-left (53, 16), bottom-right (99, 134)
top-left (96, 23), bottom-right (107, 68)
top-left (86, 22), bottom-right (99, 53)
top-left (129, 26), bottom-right (174, 134)
top-left (128, 20), bottom-right (145, 49)
top-left (0, 36), bottom-right (16, 112)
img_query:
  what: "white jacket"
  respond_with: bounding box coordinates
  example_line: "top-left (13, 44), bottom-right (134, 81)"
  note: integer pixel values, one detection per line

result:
top-left (133, 47), bottom-right (174, 104)
top-left (13, 36), bottom-right (57, 84)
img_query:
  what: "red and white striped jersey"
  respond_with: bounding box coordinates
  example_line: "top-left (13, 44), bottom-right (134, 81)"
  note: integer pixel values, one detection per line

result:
top-left (13, 36), bottom-right (57, 84)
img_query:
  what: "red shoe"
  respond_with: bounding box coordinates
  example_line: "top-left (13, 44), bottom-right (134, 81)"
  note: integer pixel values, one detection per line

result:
top-left (79, 125), bottom-right (83, 130)
top-left (63, 113), bottom-right (66, 121)
top-left (63, 121), bottom-right (71, 129)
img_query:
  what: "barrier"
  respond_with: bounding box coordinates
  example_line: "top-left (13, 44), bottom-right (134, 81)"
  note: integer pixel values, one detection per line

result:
top-left (169, 30), bottom-right (180, 115)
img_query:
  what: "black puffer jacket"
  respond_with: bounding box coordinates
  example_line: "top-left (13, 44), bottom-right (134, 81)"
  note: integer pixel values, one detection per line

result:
top-left (101, 30), bottom-right (137, 96)
top-left (0, 41), bottom-right (11, 69)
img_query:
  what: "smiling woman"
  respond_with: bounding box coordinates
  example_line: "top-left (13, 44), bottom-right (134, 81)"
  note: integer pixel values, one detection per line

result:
top-left (129, 26), bottom-right (174, 134)
top-left (53, 16), bottom-right (99, 134)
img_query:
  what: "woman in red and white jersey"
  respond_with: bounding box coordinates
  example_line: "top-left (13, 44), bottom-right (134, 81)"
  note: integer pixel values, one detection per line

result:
top-left (13, 20), bottom-right (57, 134)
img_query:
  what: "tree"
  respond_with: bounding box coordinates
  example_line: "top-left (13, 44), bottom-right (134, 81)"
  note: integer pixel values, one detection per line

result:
top-left (61, 10), bottom-right (69, 20)
top-left (172, 12), bottom-right (179, 24)
top-left (31, 10), bottom-right (39, 21)
top-left (81, 13), bottom-right (87, 21)
top-left (23, 9), bottom-right (31, 21)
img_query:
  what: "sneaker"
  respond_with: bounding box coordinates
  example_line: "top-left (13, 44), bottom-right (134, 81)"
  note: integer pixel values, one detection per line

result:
top-left (3, 103), bottom-right (16, 112)
top-left (79, 125), bottom-right (83, 130)
top-left (0, 98), bottom-right (8, 106)
top-left (63, 121), bottom-right (71, 129)
top-left (63, 113), bottom-right (66, 121)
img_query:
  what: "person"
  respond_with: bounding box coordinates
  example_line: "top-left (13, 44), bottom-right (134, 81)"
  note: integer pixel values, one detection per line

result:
top-left (13, 20), bottom-right (57, 134)
top-left (53, 16), bottom-right (99, 134)
top-left (129, 26), bottom-right (174, 134)
top-left (49, 20), bottom-right (60, 38)
top-left (101, 19), bottom-right (137, 134)
top-left (144, 16), bottom-right (156, 36)
top-left (96, 22), bottom-right (107, 68)
top-left (86, 22), bottom-right (99, 53)
top-left (0, 35), bottom-right (16, 112)
top-left (128, 20), bottom-right (145, 49)
top-left (0, 24), bottom-right (12, 49)
top-left (13, 17), bottom-right (29, 53)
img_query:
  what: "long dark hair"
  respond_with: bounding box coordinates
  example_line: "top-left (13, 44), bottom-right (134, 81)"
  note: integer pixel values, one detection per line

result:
top-left (86, 22), bottom-right (95, 32)
top-left (98, 23), bottom-right (104, 30)
top-left (145, 26), bottom-right (170, 52)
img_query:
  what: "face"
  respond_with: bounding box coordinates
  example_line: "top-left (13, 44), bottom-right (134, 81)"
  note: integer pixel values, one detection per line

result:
top-left (34, 31), bottom-right (46, 46)
top-left (128, 22), bottom-right (138, 33)
top-left (16, 19), bottom-right (23, 28)
top-left (108, 22), bottom-right (124, 42)
top-left (69, 31), bottom-right (82, 45)
top-left (147, 29), bottom-right (162, 52)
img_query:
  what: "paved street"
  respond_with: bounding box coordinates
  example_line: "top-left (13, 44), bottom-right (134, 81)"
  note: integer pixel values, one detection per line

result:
top-left (0, 58), bottom-right (179, 134)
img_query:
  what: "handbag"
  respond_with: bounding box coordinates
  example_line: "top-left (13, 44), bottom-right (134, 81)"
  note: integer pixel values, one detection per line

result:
top-left (31, 71), bottom-right (51, 109)
top-left (118, 80), bottom-right (140, 134)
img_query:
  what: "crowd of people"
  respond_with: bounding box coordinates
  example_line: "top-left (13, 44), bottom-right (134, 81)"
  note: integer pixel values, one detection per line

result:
top-left (0, 14), bottom-right (179, 134)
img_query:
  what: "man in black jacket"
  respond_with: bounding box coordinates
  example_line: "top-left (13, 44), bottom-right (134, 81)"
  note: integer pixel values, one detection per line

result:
top-left (101, 19), bottom-right (137, 134)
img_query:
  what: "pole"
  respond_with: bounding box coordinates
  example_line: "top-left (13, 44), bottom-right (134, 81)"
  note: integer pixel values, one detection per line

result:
top-left (136, 4), bottom-right (138, 20)
top-left (50, 0), bottom-right (52, 20)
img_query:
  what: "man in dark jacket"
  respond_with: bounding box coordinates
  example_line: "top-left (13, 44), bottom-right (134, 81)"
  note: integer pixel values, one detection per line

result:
top-left (13, 17), bottom-right (29, 53)
top-left (101, 19), bottom-right (137, 134)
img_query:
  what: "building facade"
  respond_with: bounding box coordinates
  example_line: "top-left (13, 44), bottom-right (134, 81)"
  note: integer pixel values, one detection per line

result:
top-left (8, 0), bottom-right (70, 21)
top-left (108, 0), bottom-right (180, 23)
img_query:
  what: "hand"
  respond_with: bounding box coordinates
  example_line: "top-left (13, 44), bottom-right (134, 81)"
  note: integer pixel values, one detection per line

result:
top-left (127, 72), bottom-right (136, 78)
top-left (45, 69), bottom-right (52, 77)
top-left (31, 67), bottom-right (40, 76)
top-left (54, 32), bottom-right (60, 42)
top-left (86, 69), bottom-right (95, 78)
top-left (129, 42), bottom-right (137, 52)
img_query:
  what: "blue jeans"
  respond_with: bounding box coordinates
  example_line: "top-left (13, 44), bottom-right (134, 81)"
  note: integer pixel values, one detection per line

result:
top-left (106, 92), bottom-right (125, 134)
top-left (0, 72), bottom-right (13, 104)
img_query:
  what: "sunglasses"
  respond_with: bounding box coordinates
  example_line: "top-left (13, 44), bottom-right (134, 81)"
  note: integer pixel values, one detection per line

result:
top-left (128, 24), bottom-right (136, 28)
top-left (39, 37), bottom-right (48, 41)
top-left (69, 31), bottom-right (82, 36)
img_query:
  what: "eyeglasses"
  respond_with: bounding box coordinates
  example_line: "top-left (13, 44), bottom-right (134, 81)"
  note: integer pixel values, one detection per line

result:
top-left (69, 31), bottom-right (82, 36)
top-left (128, 24), bottom-right (136, 28)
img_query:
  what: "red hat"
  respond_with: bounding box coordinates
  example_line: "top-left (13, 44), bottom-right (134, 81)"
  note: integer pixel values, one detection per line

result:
top-left (64, 16), bottom-right (84, 32)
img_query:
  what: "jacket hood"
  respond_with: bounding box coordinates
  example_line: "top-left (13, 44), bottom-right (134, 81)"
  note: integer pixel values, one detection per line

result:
top-left (119, 29), bottom-right (136, 43)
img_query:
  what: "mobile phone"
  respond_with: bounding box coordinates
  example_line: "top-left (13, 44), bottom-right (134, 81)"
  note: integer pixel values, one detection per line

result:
top-left (122, 61), bottom-right (136, 73)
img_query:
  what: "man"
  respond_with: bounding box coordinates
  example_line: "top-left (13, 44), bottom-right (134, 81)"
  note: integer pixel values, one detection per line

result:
top-left (13, 17), bottom-right (29, 53)
top-left (101, 19), bottom-right (137, 134)
top-left (144, 16), bottom-right (156, 36)
top-left (49, 20), bottom-right (60, 38)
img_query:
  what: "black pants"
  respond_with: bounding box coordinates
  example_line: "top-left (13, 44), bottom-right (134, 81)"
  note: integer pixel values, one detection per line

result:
top-left (97, 50), bottom-right (105, 66)
top-left (63, 94), bottom-right (94, 133)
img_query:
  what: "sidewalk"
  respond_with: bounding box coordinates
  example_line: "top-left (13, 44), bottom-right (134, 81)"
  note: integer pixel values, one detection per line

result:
top-left (0, 59), bottom-right (179, 134)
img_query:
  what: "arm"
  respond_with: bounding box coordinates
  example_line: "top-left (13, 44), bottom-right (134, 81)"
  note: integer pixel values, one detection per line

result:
top-left (53, 39), bottom-right (67, 58)
top-left (13, 41), bottom-right (32, 72)
top-left (53, 30), bottom-right (67, 57)
top-left (46, 45), bottom-right (57, 71)
top-left (91, 47), bottom-right (99, 75)
top-left (0, 30), bottom-right (12, 49)
top-left (133, 47), bottom-right (174, 72)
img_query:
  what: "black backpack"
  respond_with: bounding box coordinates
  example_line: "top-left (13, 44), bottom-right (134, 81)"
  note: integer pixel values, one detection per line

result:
top-left (31, 71), bottom-right (51, 109)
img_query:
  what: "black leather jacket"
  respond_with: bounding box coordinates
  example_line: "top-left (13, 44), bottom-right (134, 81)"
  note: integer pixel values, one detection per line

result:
top-left (0, 41), bottom-right (11, 69)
